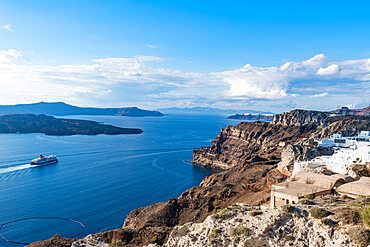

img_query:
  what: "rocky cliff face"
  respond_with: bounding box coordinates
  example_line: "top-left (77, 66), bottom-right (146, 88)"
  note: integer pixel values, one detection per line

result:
top-left (271, 109), bottom-right (330, 127)
top-left (192, 121), bottom-right (306, 170)
top-left (193, 110), bottom-right (370, 171)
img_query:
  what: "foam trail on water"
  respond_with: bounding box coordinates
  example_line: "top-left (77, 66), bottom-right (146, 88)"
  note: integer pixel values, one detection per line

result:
top-left (0, 164), bottom-right (32, 174)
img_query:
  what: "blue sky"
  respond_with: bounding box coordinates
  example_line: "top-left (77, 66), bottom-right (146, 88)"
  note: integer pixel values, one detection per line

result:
top-left (0, 0), bottom-right (369, 112)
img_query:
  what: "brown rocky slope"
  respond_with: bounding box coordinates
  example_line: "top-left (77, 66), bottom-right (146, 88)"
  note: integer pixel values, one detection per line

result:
top-left (27, 109), bottom-right (370, 246)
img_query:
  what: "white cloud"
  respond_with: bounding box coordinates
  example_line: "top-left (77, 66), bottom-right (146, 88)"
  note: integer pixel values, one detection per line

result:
top-left (346, 104), bottom-right (356, 109)
top-left (135, 55), bottom-right (165, 62)
top-left (146, 44), bottom-right (158, 49)
top-left (214, 54), bottom-right (370, 101)
top-left (309, 92), bottom-right (328, 98)
top-left (215, 64), bottom-right (288, 99)
top-left (0, 49), bottom-right (22, 63)
top-left (317, 64), bottom-right (339, 75)
top-left (1, 24), bottom-right (13, 32)
top-left (301, 54), bottom-right (329, 66)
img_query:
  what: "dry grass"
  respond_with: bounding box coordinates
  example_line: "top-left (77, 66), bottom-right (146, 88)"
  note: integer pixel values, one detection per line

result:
top-left (347, 226), bottom-right (370, 247)
top-left (249, 210), bottom-right (262, 216)
top-left (333, 208), bottom-right (361, 225)
top-left (281, 205), bottom-right (294, 213)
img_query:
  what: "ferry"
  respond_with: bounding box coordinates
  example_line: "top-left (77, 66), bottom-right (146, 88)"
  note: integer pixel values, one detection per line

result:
top-left (31, 155), bottom-right (58, 167)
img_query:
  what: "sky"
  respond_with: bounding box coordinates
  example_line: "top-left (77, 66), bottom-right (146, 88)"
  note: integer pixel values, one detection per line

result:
top-left (0, 0), bottom-right (369, 112)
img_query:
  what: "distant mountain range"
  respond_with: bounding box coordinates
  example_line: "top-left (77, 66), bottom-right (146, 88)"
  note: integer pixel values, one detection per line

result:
top-left (332, 106), bottom-right (370, 116)
top-left (158, 107), bottom-right (275, 115)
top-left (227, 113), bottom-right (274, 121)
top-left (0, 102), bottom-right (164, 117)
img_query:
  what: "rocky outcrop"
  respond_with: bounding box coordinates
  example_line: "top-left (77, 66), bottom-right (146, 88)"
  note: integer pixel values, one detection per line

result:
top-left (26, 234), bottom-right (76, 247)
top-left (71, 235), bottom-right (109, 247)
top-left (165, 200), bottom-right (364, 247)
top-left (277, 144), bottom-right (335, 176)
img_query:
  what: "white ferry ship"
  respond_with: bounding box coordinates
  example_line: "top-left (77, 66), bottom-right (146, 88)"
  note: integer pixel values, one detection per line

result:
top-left (31, 155), bottom-right (58, 167)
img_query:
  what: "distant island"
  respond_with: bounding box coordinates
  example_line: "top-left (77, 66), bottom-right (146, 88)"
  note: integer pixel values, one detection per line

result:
top-left (0, 102), bottom-right (164, 117)
top-left (332, 105), bottom-right (370, 116)
top-left (226, 106), bottom-right (370, 121)
top-left (0, 114), bottom-right (143, 135)
top-left (227, 113), bottom-right (274, 121)
top-left (159, 106), bottom-right (275, 115)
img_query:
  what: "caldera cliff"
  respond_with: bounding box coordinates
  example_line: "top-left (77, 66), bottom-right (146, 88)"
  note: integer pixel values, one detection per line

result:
top-left (27, 109), bottom-right (370, 247)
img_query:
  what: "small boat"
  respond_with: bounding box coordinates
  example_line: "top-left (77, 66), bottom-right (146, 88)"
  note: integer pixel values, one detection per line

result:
top-left (31, 155), bottom-right (58, 167)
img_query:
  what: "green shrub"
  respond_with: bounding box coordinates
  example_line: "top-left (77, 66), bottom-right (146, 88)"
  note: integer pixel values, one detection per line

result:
top-left (208, 229), bottom-right (220, 238)
top-left (341, 194), bottom-right (349, 200)
top-left (360, 207), bottom-right (370, 227)
top-left (110, 239), bottom-right (126, 247)
top-left (304, 194), bottom-right (315, 200)
top-left (309, 207), bottom-right (330, 219)
top-left (281, 205), bottom-right (294, 213)
top-left (298, 199), bottom-right (313, 205)
top-left (151, 236), bottom-right (158, 243)
top-left (232, 225), bottom-right (251, 237)
top-left (284, 235), bottom-right (294, 241)
top-left (222, 186), bottom-right (233, 193)
top-left (347, 226), bottom-right (370, 247)
top-left (321, 218), bottom-right (332, 225)
top-left (216, 208), bottom-right (226, 214)
top-left (215, 208), bottom-right (230, 219)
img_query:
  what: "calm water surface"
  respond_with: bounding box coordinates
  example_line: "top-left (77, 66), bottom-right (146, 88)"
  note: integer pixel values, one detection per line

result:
top-left (0, 114), bottom-right (247, 245)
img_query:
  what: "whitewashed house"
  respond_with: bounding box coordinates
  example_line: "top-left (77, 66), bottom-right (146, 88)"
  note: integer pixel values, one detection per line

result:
top-left (292, 131), bottom-right (370, 177)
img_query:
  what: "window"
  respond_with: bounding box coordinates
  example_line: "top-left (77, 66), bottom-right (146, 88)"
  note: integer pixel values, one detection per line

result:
top-left (334, 139), bottom-right (346, 144)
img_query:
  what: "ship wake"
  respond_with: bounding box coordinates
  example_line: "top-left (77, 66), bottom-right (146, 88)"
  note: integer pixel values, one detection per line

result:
top-left (0, 164), bottom-right (31, 174)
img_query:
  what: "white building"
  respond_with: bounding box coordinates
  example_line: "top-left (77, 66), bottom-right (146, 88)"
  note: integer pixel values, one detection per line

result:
top-left (317, 131), bottom-right (370, 148)
top-left (292, 131), bottom-right (370, 177)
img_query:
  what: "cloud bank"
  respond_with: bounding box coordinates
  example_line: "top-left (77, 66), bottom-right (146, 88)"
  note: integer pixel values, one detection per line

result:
top-left (0, 50), bottom-right (368, 111)
top-left (214, 54), bottom-right (370, 101)
top-left (0, 50), bottom-right (222, 107)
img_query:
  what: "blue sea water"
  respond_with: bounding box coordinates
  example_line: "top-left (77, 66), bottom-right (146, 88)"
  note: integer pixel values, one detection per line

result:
top-left (0, 114), bottom-right (248, 246)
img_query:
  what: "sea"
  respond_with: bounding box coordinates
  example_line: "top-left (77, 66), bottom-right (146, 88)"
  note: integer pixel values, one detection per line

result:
top-left (0, 113), bottom-right (250, 246)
